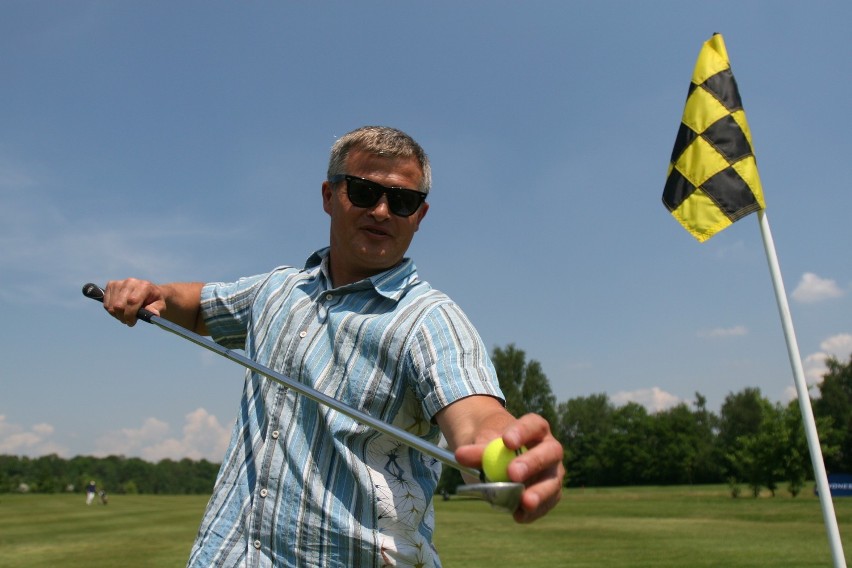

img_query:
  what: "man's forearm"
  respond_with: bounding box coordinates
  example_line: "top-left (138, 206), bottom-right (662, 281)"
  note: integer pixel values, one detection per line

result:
top-left (159, 282), bottom-right (207, 334)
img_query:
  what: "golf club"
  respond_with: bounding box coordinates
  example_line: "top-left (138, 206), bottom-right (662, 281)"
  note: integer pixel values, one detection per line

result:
top-left (82, 283), bottom-right (524, 513)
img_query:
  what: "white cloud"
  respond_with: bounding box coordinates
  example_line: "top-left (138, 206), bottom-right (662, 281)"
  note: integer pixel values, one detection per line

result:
top-left (32, 423), bottom-right (55, 436)
top-left (0, 415), bottom-right (67, 456)
top-left (792, 273), bottom-right (844, 303)
top-left (697, 325), bottom-right (748, 338)
top-left (782, 385), bottom-right (799, 403)
top-left (95, 417), bottom-right (170, 453)
top-left (803, 352), bottom-right (829, 385)
top-left (94, 408), bottom-right (230, 462)
top-left (802, 333), bottom-right (852, 388)
top-left (820, 334), bottom-right (852, 356)
top-left (610, 387), bottom-right (681, 413)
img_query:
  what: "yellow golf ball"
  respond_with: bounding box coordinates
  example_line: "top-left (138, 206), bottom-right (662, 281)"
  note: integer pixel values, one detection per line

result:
top-left (482, 438), bottom-right (527, 482)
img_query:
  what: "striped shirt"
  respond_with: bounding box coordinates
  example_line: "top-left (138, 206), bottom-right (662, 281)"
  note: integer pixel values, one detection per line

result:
top-left (187, 248), bottom-right (503, 568)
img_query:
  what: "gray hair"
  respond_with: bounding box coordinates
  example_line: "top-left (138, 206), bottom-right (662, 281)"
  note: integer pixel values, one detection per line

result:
top-left (327, 126), bottom-right (432, 193)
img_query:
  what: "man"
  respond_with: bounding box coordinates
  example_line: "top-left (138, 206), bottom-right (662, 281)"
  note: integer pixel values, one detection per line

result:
top-left (85, 480), bottom-right (97, 506)
top-left (103, 126), bottom-right (564, 567)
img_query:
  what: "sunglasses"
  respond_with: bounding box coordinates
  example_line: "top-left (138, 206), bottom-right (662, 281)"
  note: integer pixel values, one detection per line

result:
top-left (328, 174), bottom-right (427, 218)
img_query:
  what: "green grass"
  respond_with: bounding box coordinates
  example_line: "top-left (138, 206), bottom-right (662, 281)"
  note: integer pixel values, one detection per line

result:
top-left (437, 485), bottom-right (851, 567)
top-left (0, 486), bottom-right (849, 567)
top-left (0, 494), bottom-right (205, 568)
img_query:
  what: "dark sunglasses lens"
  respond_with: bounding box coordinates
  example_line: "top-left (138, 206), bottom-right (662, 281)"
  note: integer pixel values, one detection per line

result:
top-left (386, 191), bottom-right (420, 217)
top-left (347, 179), bottom-right (381, 208)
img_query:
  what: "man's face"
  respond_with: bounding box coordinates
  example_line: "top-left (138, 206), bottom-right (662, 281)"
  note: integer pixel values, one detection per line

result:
top-left (322, 149), bottom-right (429, 286)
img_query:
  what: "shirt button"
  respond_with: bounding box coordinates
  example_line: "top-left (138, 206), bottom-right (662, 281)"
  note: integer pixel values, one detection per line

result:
top-left (271, 430), bottom-right (280, 439)
top-left (325, 293), bottom-right (333, 301)
top-left (260, 488), bottom-right (268, 498)
top-left (299, 330), bottom-right (307, 338)
top-left (254, 540), bottom-right (261, 549)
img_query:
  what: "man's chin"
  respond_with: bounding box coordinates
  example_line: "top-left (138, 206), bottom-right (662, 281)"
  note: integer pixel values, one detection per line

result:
top-left (358, 251), bottom-right (402, 272)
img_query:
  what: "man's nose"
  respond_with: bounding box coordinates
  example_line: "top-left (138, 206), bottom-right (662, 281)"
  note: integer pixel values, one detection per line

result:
top-left (368, 195), bottom-right (391, 220)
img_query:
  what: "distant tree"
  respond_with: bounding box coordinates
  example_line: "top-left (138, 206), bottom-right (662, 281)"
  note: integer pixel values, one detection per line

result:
top-left (600, 402), bottom-right (654, 485)
top-left (123, 457), bottom-right (155, 493)
top-left (782, 398), bottom-right (840, 496)
top-left (718, 387), bottom-right (766, 480)
top-left (781, 400), bottom-right (810, 497)
top-left (0, 456), bottom-right (9, 491)
top-left (730, 398), bottom-right (783, 496)
top-left (691, 393), bottom-right (722, 483)
top-left (519, 360), bottom-right (558, 427)
top-left (814, 355), bottom-right (852, 472)
top-left (154, 459), bottom-right (183, 494)
top-left (0, 455), bottom-right (27, 492)
top-left (69, 455), bottom-right (98, 494)
top-left (652, 399), bottom-right (720, 485)
top-left (557, 393), bottom-right (614, 486)
top-left (31, 454), bottom-right (62, 493)
top-left (95, 455), bottom-right (123, 491)
top-left (491, 344), bottom-right (557, 426)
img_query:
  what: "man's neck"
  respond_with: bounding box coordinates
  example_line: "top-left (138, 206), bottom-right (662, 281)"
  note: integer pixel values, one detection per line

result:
top-left (326, 253), bottom-right (397, 289)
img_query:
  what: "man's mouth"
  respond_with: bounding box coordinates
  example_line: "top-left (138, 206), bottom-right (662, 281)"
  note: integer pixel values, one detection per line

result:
top-left (362, 226), bottom-right (391, 238)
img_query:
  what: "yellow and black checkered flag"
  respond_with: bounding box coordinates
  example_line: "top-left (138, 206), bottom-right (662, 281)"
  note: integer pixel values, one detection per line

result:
top-left (662, 33), bottom-right (766, 242)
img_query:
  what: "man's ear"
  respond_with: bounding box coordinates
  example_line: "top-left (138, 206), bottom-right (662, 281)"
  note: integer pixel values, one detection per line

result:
top-left (322, 181), bottom-right (333, 216)
top-left (413, 201), bottom-right (429, 232)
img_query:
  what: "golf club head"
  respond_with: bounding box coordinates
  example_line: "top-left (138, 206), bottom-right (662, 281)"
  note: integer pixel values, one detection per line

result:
top-left (456, 482), bottom-right (524, 513)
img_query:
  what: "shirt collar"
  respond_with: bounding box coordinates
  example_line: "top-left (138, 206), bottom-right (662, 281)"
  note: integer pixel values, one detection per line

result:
top-left (304, 247), bottom-right (419, 302)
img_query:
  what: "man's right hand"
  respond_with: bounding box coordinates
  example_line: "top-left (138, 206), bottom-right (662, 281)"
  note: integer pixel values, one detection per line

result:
top-left (103, 278), bottom-right (167, 327)
top-left (103, 279), bottom-right (206, 333)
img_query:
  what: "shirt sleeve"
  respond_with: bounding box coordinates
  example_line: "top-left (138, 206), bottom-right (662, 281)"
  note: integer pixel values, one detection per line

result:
top-left (408, 301), bottom-right (505, 420)
top-left (200, 273), bottom-right (270, 349)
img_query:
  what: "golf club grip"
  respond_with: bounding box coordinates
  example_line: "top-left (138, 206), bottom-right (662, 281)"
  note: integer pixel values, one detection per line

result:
top-left (81, 283), bottom-right (156, 323)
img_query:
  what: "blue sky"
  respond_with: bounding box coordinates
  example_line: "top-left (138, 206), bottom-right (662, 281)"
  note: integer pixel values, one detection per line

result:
top-left (2, 1), bottom-right (851, 461)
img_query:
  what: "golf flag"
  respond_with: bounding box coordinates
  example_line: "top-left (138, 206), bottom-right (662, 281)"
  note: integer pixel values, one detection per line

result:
top-left (662, 35), bottom-right (847, 567)
top-left (663, 33), bottom-right (766, 242)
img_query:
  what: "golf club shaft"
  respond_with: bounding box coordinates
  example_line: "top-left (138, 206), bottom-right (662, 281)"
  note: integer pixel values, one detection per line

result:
top-left (82, 283), bottom-right (480, 479)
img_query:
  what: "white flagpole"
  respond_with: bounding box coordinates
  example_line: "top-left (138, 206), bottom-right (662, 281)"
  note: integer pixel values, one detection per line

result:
top-left (757, 209), bottom-right (847, 568)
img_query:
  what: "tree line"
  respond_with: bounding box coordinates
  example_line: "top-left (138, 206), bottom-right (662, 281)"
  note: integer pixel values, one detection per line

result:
top-left (439, 344), bottom-right (852, 497)
top-left (0, 454), bottom-right (220, 495)
top-left (3, 345), bottom-right (851, 496)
